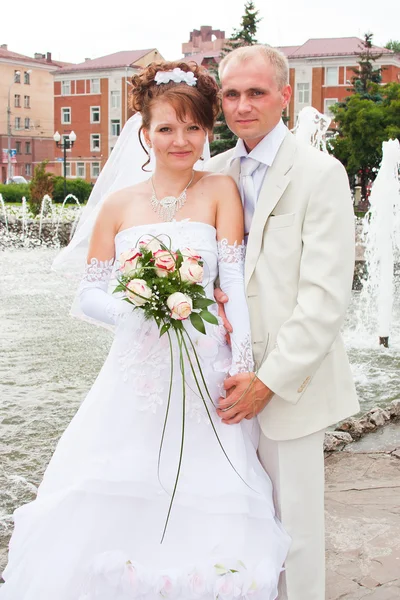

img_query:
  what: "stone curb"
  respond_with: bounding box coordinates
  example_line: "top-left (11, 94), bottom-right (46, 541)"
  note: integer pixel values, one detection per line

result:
top-left (324, 400), bottom-right (400, 452)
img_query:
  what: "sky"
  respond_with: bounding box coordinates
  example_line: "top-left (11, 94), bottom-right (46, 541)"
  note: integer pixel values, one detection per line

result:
top-left (1, 0), bottom-right (399, 64)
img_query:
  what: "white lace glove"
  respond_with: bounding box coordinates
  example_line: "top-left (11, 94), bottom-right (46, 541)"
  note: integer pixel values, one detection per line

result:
top-left (217, 240), bottom-right (254, 375)
top-left (78, 258), bottom-right (133, 327)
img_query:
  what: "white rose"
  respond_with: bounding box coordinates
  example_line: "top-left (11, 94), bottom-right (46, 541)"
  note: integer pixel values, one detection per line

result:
top-left (167, 292), bottom-right (193, 320)
top-left (214, 572), bottom-right (242, 599)
top-left (179, 258), bottom-right (204, 284)
top-left (180, 247), bottom-right (202, 260)
top-left (154, 249), bottom-right (177, 277)
top-left (119, 248), bottom-right (142, 275)
top-left (138, 236), bottom-right (163, 254)
top-left (126, 279), bottom-right (152, 306)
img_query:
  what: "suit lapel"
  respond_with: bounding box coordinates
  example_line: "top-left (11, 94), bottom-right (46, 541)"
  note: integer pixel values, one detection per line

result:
top-left (245, 132), bottom-right (297, 287)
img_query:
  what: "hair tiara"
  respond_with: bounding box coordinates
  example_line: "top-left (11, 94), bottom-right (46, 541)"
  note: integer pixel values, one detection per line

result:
top-left (154, 67), bottom-right (197, 87)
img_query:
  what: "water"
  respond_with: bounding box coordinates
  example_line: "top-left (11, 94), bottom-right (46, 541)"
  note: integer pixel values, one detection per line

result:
top-left (0, 248), bottom-right (111, 570)
top-left (0, 248), bottom-right (399, 572)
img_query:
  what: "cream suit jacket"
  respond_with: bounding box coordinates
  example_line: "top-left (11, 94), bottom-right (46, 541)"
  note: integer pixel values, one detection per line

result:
top-left (206, 131), bottom-right (360, 440)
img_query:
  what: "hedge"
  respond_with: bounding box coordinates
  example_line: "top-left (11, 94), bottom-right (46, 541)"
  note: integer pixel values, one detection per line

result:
top-left (0, 179), bottom-right (93, 204)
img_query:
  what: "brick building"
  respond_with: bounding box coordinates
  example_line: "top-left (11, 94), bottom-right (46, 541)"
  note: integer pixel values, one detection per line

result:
top-left (278, 38), bottom-right (400, 129)
top-left (0, 45), bottom-right (70, 183)
top-left (53, 49), bottom-right (163, 182)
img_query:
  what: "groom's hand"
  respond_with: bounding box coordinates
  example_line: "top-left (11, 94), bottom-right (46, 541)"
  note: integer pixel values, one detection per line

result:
top-left (214, 287), bottom-right (233, 340)
top-left (217, 373), bottom-right (274, 424)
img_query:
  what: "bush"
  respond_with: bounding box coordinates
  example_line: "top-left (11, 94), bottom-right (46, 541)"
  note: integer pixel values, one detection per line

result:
top-left (0, 183), bottom-right (30, 203)
top-left (52, 177), bottom-right (93, 204)
top-left (29, 161), bottom-right (55, 216)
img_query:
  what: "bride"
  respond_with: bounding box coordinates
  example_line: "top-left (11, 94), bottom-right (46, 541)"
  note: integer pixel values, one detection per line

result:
top-left (0, 61), bottom-right (290, 600)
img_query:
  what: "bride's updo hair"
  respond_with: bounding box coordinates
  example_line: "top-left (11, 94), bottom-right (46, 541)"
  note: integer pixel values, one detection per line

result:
top-left (130, 61), bottom-right (220, 168)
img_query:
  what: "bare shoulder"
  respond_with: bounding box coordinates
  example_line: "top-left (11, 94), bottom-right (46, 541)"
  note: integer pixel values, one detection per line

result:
top-left (103, 181), bottom-right (148, 209)
top-left (197, 171), bottom-right (239, 196)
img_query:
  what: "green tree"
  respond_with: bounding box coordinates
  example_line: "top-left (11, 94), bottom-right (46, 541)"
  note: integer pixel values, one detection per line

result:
top-left (331, 33), bottom-right (389, 202)
top-left (347, 33), bottom-right (383, 101)
top-left (29, 161), bottom-right (55, 216)
top-left (385, 40), bottom-right (400, 53)
top-left (210, 1), bottom-right (261, 156)
top-left (330, 83), bottom-right (400, 202)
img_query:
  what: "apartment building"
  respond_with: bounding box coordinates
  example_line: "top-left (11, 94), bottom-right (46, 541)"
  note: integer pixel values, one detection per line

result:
top-left (0, 45), bottom-right (69, 182)
top-left (53, 49), bottom-right (163, 182)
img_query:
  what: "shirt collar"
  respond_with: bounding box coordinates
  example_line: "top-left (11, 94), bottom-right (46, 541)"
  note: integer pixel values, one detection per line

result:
top-left (230, 119), bottom-right (288, 167)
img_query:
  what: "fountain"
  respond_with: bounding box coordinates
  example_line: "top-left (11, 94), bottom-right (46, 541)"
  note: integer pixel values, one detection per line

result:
top-left (0, 193), bottom-right (82, 248)
top-left (55, 194), bottom-right (81, 240)
top-left (0, 193), bottom-right (9, 234)
top-left (292, 106), bottom-right (331, 152)
top-left (358, 139), bottom-right (400, 347)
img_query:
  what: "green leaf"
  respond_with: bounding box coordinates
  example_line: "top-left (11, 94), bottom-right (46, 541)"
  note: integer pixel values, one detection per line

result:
top-left (193, 298), bottom-right (215, 309)
top-left (113, 284), bottom-right (125, 293)
top-left (190, 312), bottom-right (206, 334)
top-left (200, 310), bottom-right (218, 325)
top-left (160, 323), bottom-right (170, 337)
top-left (214, 564), bottom-right (228, 576)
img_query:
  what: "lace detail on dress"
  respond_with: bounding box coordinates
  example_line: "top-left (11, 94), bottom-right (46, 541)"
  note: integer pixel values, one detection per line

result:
top-left (230, 333), bottom-right (254, 375)
top-left (217, 239), bottom-right (246, 263)
top-left (82, 258), bottom-right (115, 283)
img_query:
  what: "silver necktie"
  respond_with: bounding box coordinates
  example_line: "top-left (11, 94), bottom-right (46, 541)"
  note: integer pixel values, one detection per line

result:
top-left (240, 157), bottom-right (260, 237)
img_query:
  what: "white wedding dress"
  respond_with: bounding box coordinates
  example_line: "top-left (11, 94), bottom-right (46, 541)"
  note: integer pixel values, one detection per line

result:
top-left (0, 220), bottom-right (290, 600)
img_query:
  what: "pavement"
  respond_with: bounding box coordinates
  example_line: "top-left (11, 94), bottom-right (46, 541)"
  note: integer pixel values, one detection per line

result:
top-left (325, 423), bottom-right (400, 599)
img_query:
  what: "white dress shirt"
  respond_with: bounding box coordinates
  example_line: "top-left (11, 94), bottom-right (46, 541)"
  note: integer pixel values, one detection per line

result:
top-left (231, 120), bottom-right (288, 227)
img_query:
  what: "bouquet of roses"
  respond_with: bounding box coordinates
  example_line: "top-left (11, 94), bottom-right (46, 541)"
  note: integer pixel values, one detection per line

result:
top-left (113, 234), bottom-right (218, 336)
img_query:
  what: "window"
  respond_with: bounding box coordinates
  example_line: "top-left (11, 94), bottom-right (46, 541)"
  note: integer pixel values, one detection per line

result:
top-left (14, 94), bottom-right (21, 107)
top-left (16, 141), bottom-right (22, 154)
top-left (77, 162), bottom-right (86, 178)
top-left (25, 142), bottom-right (31, 154)
top-left (111, 90), bottom-right (121, 108)
top-left (324, 98), bottom-right (338, 118)
top-left (91, 162), bottom-right (100, 178)
top-left (24, 118), bottom-right (30, 130)
top-left (297, 82), bottom-right (310, 104)
top-left (90, 133), bottom-right (101, 151)
top-left (61, 134), bottom-right (73, 151)
top-left (90, 78), bottom-right (100, 94)
top-left (326, 67), bottom-right (339, 86)
top-left (65, 162), bottom-right (71, 177)
top-left (15, 117), bottom-right (21, 130)
top-left (62, 107), bottom-right (71, 124)
top-left (24, 71), bottom-right (31, 84)
top-left (90, 106), bottom-right (100, 123)
top-left (25, 163), bottom-right (32, 176)
top-left (111, 119), bottom-right (121, 136)
top-left (24, 95), bottom-right (30, 108)
top-left (14, 71), bottom-right (21, 83)
top-left (61, 80), bottom-right (71, 95)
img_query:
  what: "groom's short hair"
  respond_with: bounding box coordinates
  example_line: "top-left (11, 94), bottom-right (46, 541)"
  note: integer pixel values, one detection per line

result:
top-left (219, 45), bottom-right (289, 89)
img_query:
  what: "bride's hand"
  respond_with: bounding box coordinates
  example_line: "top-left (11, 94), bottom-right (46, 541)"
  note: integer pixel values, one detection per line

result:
top-left (217, 373), bottom-right (274, 424)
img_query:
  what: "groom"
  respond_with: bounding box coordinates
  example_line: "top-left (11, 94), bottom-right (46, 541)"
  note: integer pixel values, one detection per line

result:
top-left (206, 45), bottom-right (359, 600)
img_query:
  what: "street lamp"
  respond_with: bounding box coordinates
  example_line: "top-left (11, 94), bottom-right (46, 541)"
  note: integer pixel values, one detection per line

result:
top-left (53, 130), bottom-right (77, 199)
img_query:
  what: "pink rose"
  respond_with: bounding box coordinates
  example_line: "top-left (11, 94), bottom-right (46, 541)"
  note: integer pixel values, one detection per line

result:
top-left (153, 249), bottom-right (177, 277)
top-left (167, 292), bottom-right (193, 320)
top-left (187, 570), bottom-right (207, 597)
top-left (138, 235), bottom-right (162, 254)
top-left (214, 572), bottom-right (242, 599)
top-left (180, 247), bottom-right (202, 260)
top-left (179, 258), bottom-right (204, 284)
top-left (119, 248), bottom-right (142, 275)
top-left (155, 573), bottom-right (181, 599)
top-left (126, 278), bottom-right (152, 306)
